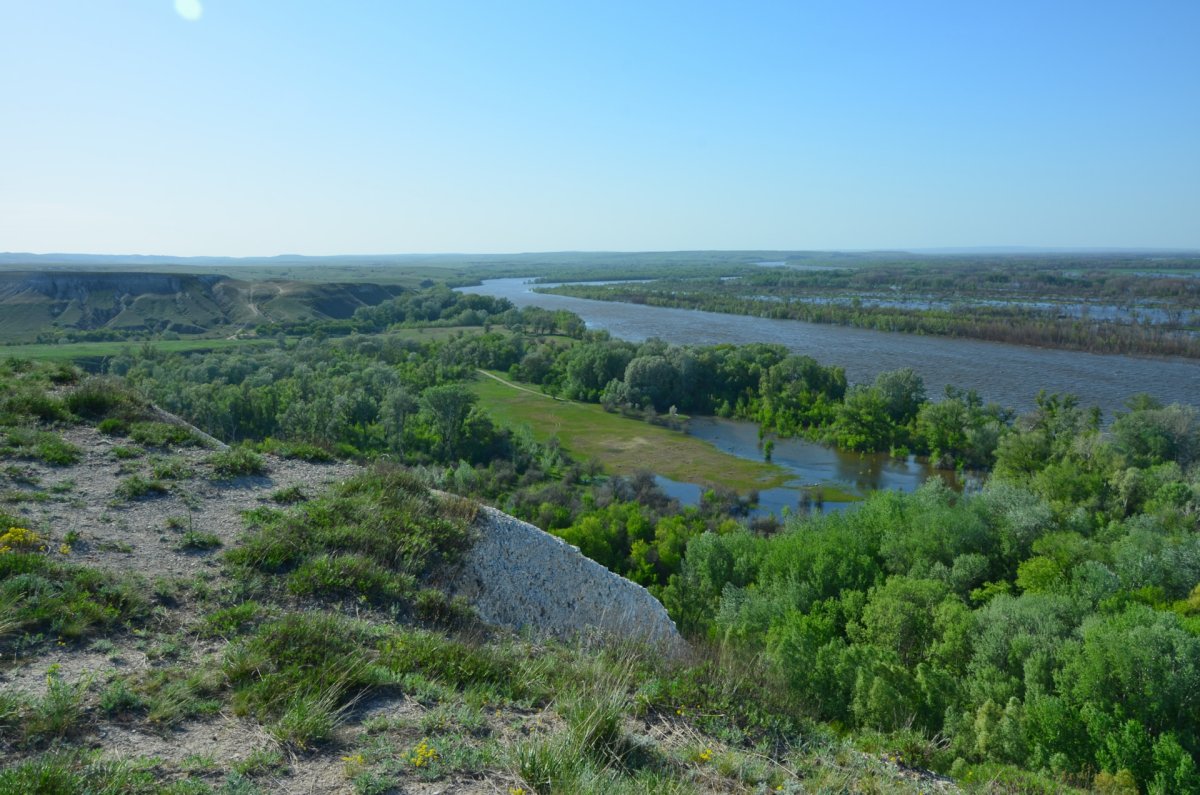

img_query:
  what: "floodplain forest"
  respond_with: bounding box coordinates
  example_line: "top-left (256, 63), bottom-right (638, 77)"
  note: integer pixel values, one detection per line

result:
top-left (1, 273), bottom-right (1199, 793)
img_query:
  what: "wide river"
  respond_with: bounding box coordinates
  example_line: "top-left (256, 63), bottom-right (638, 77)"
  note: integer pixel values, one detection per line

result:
top-left (462, 278), bottom-right (1200, 417)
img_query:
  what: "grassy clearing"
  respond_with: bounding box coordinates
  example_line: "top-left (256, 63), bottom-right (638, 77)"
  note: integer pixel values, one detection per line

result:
top-left (0, 338), bottom-right (277, 363)
top-left (470, 372), bottom-right (792, 492)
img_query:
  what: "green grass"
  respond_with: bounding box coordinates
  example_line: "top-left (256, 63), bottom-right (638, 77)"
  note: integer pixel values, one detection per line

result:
top-left (0, 428), bottom-right (81, 466)
top-left (114, 475), bottom-right (170, 501)
top-left (0, 549), bottom-right (150, 648)
top-left (253, 438), bottom-right (334, 462)
top-left (225, 468), bottom-right (472, 610)
top-left (0, 752), bottom-right (174, 794)
top-left (0, 338), bottom-right (277, 362)
top-left (226, 465), bottom-right (476, 609)
top-left (208, 447), bottom-right (267, 478)
top-left (178, 530), bottom-right (222, 551)
top-left (224, 612), bottom-right (389, 748)
top-left (470, 372), bottom-right (792, 492)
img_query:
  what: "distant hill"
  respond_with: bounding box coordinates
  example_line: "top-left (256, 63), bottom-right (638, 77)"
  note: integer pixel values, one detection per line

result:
top-left (0, 271), bottom-right (406, 341)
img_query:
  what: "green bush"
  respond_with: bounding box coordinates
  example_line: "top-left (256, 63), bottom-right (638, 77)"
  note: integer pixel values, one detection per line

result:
top-left (97, 417), bottom-right (130, 436)
top-left (270, 485), bottom-right (307, 504)
top-left (208, 447), bottom-right (267, 478)
top-left (110, 445), bottom-right (142, 460)
top-left (256, 438), bottom-right (335, 462)
top-left (150, 456), bottom-right (193, 480)
top-left (200, 601), bottom-right (264, 638)
top-left (0, 752), bottom-right (162, 794)
top-left (0, 386), bottom-right (70, 425)
top-left (378, 627), bottom-right (523, 696)
top-left (286, 553), bottom-right (413, 600)
top-left (65, 377), bottom-right (144, 421)
top-left (128, 421), bottom-right (199, 448)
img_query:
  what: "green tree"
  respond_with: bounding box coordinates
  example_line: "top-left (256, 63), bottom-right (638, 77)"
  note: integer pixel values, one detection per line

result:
top-left (419, 384), bottom-right (476, 461)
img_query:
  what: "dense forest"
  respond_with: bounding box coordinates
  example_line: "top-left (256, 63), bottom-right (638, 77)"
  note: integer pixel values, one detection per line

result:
top-left (4, 281), bottom-right (1200, 792)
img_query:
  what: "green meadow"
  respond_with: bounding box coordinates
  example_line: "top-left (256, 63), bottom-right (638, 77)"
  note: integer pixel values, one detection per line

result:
top-left (470, 370), bottom-right (793, 492)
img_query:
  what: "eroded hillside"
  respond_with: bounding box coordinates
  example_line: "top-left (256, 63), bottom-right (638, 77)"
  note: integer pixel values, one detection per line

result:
top-left (0, 271), bottom-right (406, 341)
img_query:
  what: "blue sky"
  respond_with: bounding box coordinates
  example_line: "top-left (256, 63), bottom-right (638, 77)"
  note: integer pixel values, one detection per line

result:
top-left (2, 1), bottom-right (1198, 255)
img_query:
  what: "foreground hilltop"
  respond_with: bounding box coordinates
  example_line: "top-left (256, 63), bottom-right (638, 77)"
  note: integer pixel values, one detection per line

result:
top-left (0, 366), bottom-right (962, 793)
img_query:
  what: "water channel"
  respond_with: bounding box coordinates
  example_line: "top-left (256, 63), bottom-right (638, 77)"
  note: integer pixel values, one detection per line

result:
top-left (459, 278), bottom-right (1200, 515)
top-left (462, 278), bottom-right (1200, 416)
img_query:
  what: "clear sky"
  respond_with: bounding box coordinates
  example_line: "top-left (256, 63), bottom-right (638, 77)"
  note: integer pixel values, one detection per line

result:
top-left (2, 1), bottom-right (1198, 255)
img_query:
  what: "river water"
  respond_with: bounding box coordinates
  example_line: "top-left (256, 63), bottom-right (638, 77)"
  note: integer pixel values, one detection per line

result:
top-left (654, 416), bottom-right (944, 515)
top-left (462, 278), bottom-right (1200, 416)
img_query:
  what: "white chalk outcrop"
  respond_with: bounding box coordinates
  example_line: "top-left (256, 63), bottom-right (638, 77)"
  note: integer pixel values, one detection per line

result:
top-left (448, 505), bottom-right (686, 654)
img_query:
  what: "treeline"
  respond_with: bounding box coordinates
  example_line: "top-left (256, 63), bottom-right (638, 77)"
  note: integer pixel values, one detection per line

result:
top-left (509, 335), bottom-right (1010, 469)
top-left (660, 393), bottom-right (1200, 792)
top-left (735, 261), bottom-right (1200, 306)
top-left (216, 288), bottom-right (1012, 468)
top-left (544, 275), bottom-right (1200, 358)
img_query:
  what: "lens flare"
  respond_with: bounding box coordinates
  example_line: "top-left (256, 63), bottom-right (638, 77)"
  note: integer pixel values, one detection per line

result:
top-left (174, 0), bottom-right (203, 22)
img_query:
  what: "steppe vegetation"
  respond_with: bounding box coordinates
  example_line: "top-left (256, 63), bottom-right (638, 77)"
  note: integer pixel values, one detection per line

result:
top-left (0, 360), bottom-right (956, 794)
top-left (2, 264), bottom-right (1199, 792)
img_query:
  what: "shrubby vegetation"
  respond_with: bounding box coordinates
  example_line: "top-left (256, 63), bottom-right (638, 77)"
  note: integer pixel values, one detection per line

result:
top-left (3, 276), bottom-right (1199, 790)
top-left (662, 393), bottom-right (1200, 791)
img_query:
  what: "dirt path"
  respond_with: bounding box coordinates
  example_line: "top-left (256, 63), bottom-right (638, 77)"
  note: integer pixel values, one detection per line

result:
top-left (474, 369), bottom-right (568, 401)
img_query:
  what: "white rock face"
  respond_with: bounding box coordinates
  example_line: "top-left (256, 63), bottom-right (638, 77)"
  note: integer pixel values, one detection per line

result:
top-left (449, 506), bottom-right (686, 654)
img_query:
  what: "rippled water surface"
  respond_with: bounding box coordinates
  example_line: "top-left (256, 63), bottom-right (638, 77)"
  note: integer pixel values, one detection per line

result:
top-left (463, 278), bottom-right (1200, 416)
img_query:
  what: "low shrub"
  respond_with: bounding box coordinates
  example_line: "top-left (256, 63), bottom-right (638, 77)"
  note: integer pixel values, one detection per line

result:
top-left (270, 485), bottom-right (307, 504)
top-left (128, 421), bottom-right (199, 448)
top-left (0, 386), bottom-right (70, 425)
top-left (0, 753), bottom-right (164, 794)
top-left (287, 553), bottom-right (413, 600)
top-left (201, 601), bottom-right (264, 638)
top-left (65, 377), bottom-right (145, 421)
top-left (97, 417), bottom-right (129, 436)
top-left (151, 456), bottom-right (193, 480)
top-left (256, 438), bottom-right (336, 462)
top-left (208, 447), bottom-right (267, 478)
top-left (115, 475), bottom-right (169, 501)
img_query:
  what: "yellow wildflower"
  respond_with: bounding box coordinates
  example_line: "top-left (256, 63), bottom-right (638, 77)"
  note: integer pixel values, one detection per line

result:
top-left (409, 739), bottom-right (438, 768)
top-left (341, 752), bottom-right (366, 776)
top-left (0, 526), bottom-right (40, 553)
